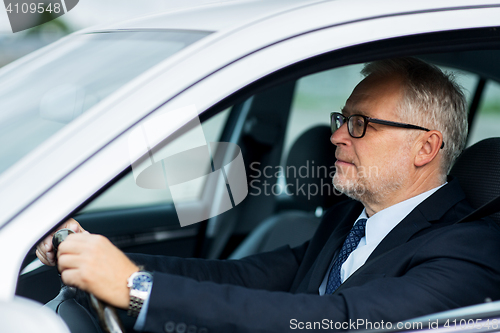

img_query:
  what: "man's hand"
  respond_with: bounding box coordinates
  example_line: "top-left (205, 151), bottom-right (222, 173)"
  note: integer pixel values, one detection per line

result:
top-left (57, 232), bottom-right (139, 309)
top-left (36, 218), bottom-right (87, 266)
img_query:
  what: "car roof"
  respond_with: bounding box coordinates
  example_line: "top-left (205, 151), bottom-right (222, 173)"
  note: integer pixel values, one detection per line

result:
top-left (81, 0), bottom-right (500, 34)
top-left (76, 0), bottom-right (500, 83)
top-left (99, 0), bottom-right (324, 32)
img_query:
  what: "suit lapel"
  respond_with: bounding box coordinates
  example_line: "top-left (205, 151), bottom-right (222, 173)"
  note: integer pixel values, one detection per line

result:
top-left (305, 203), bottom-right (363, 293)
top-left (368, 177), bottom-right (466, 261)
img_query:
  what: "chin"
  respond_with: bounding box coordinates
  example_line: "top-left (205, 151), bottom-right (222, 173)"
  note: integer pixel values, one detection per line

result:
top-left (332, 176), bottom-right (365, 201)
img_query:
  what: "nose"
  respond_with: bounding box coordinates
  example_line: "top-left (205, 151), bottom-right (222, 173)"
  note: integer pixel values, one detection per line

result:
top-left (330, 122), bottom-right (350, 147)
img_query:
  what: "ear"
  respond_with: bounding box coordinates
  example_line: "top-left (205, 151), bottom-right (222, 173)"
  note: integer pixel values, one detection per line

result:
top-left (414, 130), bottom-right (443, 167)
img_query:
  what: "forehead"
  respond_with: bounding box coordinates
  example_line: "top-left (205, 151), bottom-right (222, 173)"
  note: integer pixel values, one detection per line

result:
top-left (343, 74), bottom-right (404, 118)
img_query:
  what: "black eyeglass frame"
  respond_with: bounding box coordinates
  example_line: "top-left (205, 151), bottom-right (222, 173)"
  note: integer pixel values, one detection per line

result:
top-left (330, 112), bottom-right (444, 149)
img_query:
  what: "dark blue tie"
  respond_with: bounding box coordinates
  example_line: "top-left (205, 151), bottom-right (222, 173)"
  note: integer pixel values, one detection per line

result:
top-left (325, 218), bottom-right (367, 294)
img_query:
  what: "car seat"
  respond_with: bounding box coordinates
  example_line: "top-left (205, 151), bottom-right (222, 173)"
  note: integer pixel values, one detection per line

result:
top-left (230, 125), bottom-right (347, 259)
top-left (449, 137), bottom-right (500, 223)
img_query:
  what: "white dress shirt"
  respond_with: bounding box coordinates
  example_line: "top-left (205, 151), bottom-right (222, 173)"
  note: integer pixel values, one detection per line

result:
top-left (319, 184), bottom-right (446, 295)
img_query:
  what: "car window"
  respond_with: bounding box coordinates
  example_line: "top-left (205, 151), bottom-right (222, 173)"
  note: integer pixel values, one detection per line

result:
top-left (283, 64), bottom-right (479, 163)
top-left (468, 80), bottom-right (500, 146)
top-left (283, 64), bottom-right (364, 156)
top-left (81, 108), bottom-right (230, 212)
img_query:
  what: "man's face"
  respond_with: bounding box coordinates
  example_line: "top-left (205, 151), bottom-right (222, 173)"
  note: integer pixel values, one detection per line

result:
top-left (331, 74), bottom-right (414, 205)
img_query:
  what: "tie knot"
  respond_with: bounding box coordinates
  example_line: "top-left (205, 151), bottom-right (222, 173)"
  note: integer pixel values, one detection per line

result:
top-left (350, 218), bottom-right (367, 238)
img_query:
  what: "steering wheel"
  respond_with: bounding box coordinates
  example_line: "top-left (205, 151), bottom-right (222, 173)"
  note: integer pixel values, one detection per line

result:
top-left (45, 229), bottom-right (126, 333)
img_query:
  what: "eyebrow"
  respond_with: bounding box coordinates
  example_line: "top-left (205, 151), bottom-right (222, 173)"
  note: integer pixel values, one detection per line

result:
top-left (341, 106), bottom-right (370, 117)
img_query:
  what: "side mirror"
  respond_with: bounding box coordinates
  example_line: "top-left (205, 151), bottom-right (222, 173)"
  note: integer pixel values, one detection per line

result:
top-left (0, 296), bottom-right (70, 333)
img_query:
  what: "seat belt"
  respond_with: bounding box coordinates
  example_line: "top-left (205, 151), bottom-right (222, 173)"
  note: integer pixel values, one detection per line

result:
top-left (456, 195), bottom-right (500, 224)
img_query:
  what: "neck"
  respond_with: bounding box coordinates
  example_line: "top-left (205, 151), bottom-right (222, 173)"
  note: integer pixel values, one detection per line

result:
top-left (362, 173), bottom-right (445, 217)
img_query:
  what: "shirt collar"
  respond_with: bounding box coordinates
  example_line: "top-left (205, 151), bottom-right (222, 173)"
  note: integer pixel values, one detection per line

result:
top-left (354, 183), bottom-right (447, 245)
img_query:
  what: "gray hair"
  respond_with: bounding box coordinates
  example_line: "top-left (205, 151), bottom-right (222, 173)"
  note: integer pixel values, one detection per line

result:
top-left (361, 58), bottom-right (468, 177)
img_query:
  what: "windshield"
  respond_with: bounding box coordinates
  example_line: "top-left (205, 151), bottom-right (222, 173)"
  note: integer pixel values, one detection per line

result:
top-left (0, 30), bottom-right (211, 175)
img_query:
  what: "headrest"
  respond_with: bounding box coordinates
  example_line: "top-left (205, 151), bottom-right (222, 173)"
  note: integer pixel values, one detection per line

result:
top-left (284, 125), bottom-right (346, 211)
top-left (450, 138), bottom-right (500, 223)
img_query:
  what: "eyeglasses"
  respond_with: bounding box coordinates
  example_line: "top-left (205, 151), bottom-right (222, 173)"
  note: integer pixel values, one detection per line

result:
top-left (330, 112), bottom-right (444, 148)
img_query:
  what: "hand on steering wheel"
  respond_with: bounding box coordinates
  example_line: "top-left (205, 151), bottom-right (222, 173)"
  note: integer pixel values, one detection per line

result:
top-left (36, 219), bottom-right (87, 266)
top-left (52, 228), bottom-right (135, 333)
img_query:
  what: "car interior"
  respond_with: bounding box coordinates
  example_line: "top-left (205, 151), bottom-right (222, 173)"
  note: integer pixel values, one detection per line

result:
top-left (13, 26), bottom-right (500, 331)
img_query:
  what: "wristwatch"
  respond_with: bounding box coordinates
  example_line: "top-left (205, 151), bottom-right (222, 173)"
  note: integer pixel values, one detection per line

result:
top-left (127, 270), bottom-right (153, 317)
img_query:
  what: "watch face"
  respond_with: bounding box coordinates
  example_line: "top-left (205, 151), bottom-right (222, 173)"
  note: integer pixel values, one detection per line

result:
top-left (132, 273), bottom-right (153, 292)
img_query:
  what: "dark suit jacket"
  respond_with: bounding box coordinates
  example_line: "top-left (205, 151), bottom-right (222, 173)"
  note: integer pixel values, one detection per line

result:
top-left (130, 178), bottom-right (500, 333)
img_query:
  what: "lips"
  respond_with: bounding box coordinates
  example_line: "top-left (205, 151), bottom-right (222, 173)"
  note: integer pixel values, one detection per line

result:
top-left (335, 154), bottom-right (355, 166)
top-left (335, 159), bottom-right (355, 167)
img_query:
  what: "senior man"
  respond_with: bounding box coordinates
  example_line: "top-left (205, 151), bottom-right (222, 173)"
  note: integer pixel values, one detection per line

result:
top-left (37, 58), bottom-right (500, 332)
